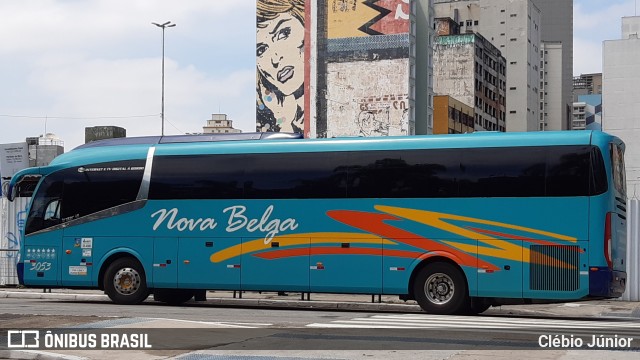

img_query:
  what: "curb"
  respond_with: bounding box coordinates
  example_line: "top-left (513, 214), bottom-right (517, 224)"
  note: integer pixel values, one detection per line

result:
top-left (1, 291), bottom-right (108, 302)
top-left (1, 290), bottom-right (421, 312)
top-left (0, 350), bottom-right (87, 360)
top-left (3, 290), bottom-right (639, 318)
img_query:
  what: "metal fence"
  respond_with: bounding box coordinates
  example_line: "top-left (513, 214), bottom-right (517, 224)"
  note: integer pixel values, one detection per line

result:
top-left (0, 197), bottom-right (28, 286)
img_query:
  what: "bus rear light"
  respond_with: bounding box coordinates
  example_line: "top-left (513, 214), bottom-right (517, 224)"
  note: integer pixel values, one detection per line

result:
top-left (604, 212), bottom-right (613, 269)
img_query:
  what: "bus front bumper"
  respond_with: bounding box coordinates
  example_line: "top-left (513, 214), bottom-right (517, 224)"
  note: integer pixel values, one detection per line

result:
top-left (589, 267), bottom-right (626, 298)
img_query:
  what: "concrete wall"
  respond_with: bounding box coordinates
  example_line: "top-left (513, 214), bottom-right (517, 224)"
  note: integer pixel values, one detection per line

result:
top-left (603, 26), bottom-right (640, 192)
top-left (541, 42), bottom-right (564, 130)
top-left (622, 198), bottom-right (640, 301)
top-left (326, 59), bottom-right (411, 137)
top-left (322, 0), bottom-right (414, 137)
top-left (603, 18), bottom-right (640, 301)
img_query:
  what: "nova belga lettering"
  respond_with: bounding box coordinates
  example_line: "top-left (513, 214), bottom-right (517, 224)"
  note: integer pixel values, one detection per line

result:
top-left (151, 205), bottom-right (298, 244)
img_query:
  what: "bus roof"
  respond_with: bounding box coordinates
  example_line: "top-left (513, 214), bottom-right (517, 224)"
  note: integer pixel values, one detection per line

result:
top-left (73, 132), bottom-right (303, 149)
top-left (10, 130), bottom-right (620, 184)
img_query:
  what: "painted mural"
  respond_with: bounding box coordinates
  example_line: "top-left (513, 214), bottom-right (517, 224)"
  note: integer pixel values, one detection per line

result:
top-left (256, 0), bottom-right (306, 134)
top-left (324, 0), bottom-right (412, 137)
top-left (325, 59), bottom-right (410, 137)
top-left (328, 0), bottom-right (410, 38)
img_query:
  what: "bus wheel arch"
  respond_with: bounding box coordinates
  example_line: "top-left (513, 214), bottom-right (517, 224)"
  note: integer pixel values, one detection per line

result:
top-left (101, 255), bottom-right (149, 305)
top-left (409, 257), bottom-right (470, 315)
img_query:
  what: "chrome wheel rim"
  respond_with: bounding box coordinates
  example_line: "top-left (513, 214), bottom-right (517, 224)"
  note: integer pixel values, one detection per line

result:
top-left (113, 267), bottom-right (141, 296)
top-left (424, 272), bottom-right (454, 305)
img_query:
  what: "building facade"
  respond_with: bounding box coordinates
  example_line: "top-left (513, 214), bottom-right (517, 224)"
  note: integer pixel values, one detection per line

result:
top-left (573, 73), bottom-right (602, 101)
top-left (532, 0), bottom-right (573, 131)
top-left (433, 95), bottom-right (474, 134)
top-left (571, 95), bottom-right (602, 131)
top-left (85, 126), bottom-right (126, 143)
top-left (256, 0), bottom-right (435, 138)
top-left (434, 0), bottom-right (542, 132)
top-left (26, 134), bottom-right (64, 167)
top-left (203, 114), bottom-right (242, 134)
top-left (603, 16), bottom-right (640, 192)
top-left (433, 24), bottom-right (506, 132)
top-left (539, 42), bottom-right (564, 131)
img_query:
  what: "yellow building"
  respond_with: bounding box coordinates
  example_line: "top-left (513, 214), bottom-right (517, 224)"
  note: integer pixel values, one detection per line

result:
top-left (433, 95), bottom-right (474, 134)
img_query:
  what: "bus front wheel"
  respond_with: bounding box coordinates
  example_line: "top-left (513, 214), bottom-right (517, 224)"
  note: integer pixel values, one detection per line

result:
top-left (104, 257), bottom-right (149, 305)
top-left (413, 262), bottom-right (468, 315)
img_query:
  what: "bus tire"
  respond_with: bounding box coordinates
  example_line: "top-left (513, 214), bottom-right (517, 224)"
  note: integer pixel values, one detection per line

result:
top-left (104, 257), bottom-right (149, 305)
top-left (466, 298), bottom-right (491, 315)
top-left (413, 262), bottom-right (468, 315)
top-left (154, 289), bottom-right (194, 305)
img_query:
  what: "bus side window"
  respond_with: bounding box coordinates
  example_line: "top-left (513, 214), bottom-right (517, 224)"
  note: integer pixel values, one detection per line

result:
top-left (25, 176), bottom-right (63, 235)
top-left (44, 199), bottom-right (60, 221)
top-left (42, 199), bottom-right (62, 228)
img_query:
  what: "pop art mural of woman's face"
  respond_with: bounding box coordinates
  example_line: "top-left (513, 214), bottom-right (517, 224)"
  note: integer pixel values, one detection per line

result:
top-left (256, 12), bottom-right (304, 96)
top-left (256, 0), bottom-right (305, 134)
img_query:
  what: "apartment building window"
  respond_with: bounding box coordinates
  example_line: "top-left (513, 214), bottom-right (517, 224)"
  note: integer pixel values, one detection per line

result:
top-left (510, 87), bottom-right (517, 90)
top-left (501, 9), bottom-right (505, 13)
top-left (510, 14), bottom-right (517, 17)
top-left (466, 20), bottom-right (473, 27)
top-left (474, 20), bottom-right (479, 25)
top-left (510, 38), bottom-right (517, 42)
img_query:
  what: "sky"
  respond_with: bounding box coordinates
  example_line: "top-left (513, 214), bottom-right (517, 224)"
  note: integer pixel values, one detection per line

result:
top-left (0, 0), bottom-right (638, 150)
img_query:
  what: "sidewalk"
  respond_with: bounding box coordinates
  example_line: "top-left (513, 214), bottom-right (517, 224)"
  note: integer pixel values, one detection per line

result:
top-left (2, 286), bottom-right (639, 319)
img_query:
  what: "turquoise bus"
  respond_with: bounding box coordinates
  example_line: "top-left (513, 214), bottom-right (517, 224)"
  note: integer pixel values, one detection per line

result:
top-left (8, 131), bottom-right (627, 315)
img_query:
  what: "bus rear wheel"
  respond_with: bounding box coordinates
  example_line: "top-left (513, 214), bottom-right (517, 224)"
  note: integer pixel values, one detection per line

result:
top-left (413, 262), bottom-right (468, 315)
top-left (104, 257), bottom-right (149, 305)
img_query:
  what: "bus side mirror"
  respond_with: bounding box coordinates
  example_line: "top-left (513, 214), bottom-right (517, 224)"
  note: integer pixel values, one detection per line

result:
top-left (7, 182), bottom-right (15, 202)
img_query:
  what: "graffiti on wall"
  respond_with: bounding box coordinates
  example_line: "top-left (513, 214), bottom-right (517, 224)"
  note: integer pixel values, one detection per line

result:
top-left (356, 94), bottom-right (409, 136)
top-left (1, 197), bottom-right (27, 285)
top-left (256, 0), bottom-right (306, 134)
top-left (4, 210), bottom-right (25, 263)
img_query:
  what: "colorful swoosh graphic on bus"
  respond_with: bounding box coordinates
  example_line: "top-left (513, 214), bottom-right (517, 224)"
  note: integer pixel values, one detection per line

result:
top-left (209, 206), bottom-right (580, 270)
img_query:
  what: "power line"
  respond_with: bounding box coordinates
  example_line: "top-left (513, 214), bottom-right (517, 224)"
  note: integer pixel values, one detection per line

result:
top-left (0, 114), bottom-right (159, 120)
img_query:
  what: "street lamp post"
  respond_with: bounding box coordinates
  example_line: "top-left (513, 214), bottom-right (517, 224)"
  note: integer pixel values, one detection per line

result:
top-left (152, 21), bottom-right (176, 136)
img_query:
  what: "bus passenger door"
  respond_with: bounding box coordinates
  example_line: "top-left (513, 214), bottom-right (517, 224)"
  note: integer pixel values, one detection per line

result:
top-left (477, 239), bottom-right (523, 298)
top-left (153, 237), bottom-right (177, 288)
top-left (61, 236), bottom-right (93, 286)
top-left (178, 237), bottom-right (241, 289)
top-left (24, 234), bottom-right (61, 287)
top-left (309, 237), bottom-right (382, 294)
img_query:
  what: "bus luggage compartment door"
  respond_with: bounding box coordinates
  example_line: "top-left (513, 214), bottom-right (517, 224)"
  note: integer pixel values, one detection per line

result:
top-left (178, 237), bottom-right (241, 289)
top-left (477, 239), bottom-right (523, 298)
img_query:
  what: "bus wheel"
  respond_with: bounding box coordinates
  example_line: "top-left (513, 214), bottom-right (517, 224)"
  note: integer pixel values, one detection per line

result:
top-left (413, 262), bottom-right (468, 315)
top-left (466, 298), bottom-right (491, 315)
top-left (104, 257), bottom-right (149, 305)
top-left (154, 289), bottom-right (194, 305)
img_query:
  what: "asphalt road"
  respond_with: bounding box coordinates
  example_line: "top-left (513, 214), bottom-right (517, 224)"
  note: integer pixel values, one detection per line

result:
top-left (1, 297), bottom-right (640, 360)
